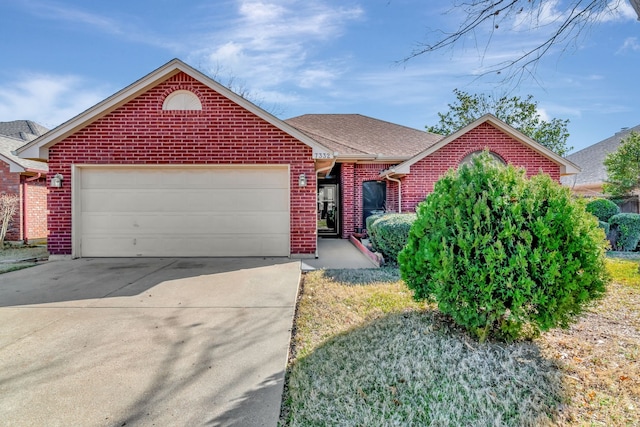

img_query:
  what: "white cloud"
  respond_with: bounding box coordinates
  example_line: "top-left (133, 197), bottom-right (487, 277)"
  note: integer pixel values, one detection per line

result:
top-left (0, 74), bottom-right (107, 128)
top-left (617, 36), bottom-right (640, 52)
top-left (190, 0), bottom-right (363, 95)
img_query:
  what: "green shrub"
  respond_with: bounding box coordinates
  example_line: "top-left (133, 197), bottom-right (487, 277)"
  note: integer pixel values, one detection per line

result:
top-left (609, 213), bottom-right (640, 251)
top-left (367, 214), bottom-right (416, 264)
top-left (598, 221), bottom-right (610, 236)
top-left (399, 153), bottom-right (609, 342)
top-left (585, 198), bottom-right (620, 222)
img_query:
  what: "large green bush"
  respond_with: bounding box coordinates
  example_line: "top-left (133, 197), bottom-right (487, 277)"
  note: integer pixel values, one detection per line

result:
top-left (399, 153), bottom-right (609, 342)
top-left (609, 213), bottom-right (640, 251)
top-left (367, 213), bottom-right (416, 264)
top-left (585, 198), bottom-right (619, 222)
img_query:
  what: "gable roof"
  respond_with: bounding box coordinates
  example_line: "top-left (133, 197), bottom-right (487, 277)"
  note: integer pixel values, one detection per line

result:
top-left (16, 59), bottom-right (333, 161)
top-left (285, 114), bottom-right (443, 161)
top-left (381, 114), bottom-right (580, 177)
top-left (0, 134), bottom-right (48, 174)
top-left (561, 123), bottom-right (640, 190)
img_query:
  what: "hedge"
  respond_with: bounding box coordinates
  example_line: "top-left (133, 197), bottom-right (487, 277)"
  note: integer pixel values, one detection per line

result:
top-left (586, 198), bottom-right (620, 222)
top-left (367, 213), bottom-right (417, 265)
top-left (609, 213), bottom-right (640, 251)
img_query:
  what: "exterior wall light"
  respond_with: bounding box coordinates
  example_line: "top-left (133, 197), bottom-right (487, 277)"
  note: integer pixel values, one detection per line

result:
top-left (51, 173), bottom-right (64, 188)
top-left (298, 173), bottom-right (307, 187)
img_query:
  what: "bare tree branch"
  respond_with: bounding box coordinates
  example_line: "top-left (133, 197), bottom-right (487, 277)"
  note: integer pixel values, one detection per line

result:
top-left (403, 0), bottom-right (633, 83)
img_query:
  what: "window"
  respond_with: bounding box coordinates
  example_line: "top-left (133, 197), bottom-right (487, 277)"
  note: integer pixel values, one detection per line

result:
top-left (162, 90), bottom-right (202, 110)
top-left (459, 150), bottom-right (505, 167)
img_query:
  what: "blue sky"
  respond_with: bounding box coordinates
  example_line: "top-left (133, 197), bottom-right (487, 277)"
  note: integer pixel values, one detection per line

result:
top-left (1, 0), bottom-right (638, 153)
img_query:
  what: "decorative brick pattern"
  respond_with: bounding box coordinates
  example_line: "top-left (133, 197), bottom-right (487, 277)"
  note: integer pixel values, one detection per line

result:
top-left (47, 72), bottom-right (316, 256)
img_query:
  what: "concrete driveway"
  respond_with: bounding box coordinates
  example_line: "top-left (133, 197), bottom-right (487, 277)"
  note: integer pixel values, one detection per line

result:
top-left (0, 258), bottom-right (301, 427)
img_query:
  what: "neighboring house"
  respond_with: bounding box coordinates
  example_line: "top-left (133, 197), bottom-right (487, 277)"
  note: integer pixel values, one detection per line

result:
top-left (561, 124), bottom-right (640, 212)
top-left (16, 59), bottom-right (579, 259)
top-left (0, 121), bottom-right (49, 242)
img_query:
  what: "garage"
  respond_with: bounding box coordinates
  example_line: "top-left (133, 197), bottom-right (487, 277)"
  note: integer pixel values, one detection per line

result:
top-left (75, 165), bottom-right (290, 257)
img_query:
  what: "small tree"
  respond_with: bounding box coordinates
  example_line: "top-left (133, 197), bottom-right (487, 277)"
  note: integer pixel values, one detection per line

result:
top-left (604, 132), bottom-right (640, 197)
top-left (399, 153), bottom-right (608, 342)
top-left (427, 90), bottom-right (571, 156)
top-left (0, 193), bottom-right (20, 247)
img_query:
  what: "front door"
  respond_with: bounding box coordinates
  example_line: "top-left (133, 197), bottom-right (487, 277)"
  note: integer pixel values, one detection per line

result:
top-left (362, 181), bottom-right (386, 228)
top-left (318, 183), bottom-right (339, 236)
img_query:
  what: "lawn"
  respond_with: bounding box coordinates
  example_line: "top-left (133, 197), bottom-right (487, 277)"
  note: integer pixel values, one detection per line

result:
top-left (0, 244), bottom-right (48, 274)
top-left (280, 260), bottom-right (640, 426)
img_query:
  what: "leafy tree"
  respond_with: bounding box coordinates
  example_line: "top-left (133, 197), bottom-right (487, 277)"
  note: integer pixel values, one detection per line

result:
top-left (399, 152), bottom-right (608, 342)
top-left (428, 89), bottom-right (571, 155)
top-left (404, 0), bottom-right (639, 82)
top-left (603, 131), bottom-right (640, 197)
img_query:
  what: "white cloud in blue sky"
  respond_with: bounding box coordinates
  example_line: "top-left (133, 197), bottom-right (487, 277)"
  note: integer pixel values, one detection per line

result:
top-left (1, 0), bottom-right (639, 151)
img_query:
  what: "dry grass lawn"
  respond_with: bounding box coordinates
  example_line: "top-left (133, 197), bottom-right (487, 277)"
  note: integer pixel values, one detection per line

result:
top-left (281, 260), bottom-right (640, 426)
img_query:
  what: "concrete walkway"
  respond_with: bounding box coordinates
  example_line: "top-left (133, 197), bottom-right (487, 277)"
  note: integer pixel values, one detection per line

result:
top-left (301, 238), bottom-right (378, 271)
top-left (0, 258), bottom-right (300, 427)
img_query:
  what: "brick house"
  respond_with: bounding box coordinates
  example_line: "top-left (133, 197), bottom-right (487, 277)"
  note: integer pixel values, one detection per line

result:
top-left (17, 59), bottom-right (579, 258)
top-left (0, 121), bottom-right (49, 243)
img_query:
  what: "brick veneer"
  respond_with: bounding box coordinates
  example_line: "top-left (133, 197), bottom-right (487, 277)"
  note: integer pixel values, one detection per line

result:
top-left (341, 162), bottom-right (398, 237)
top-left (400, 123), bottom-right (561, 212)
top-left (47, 72), bottom-right (316, 256)
top-left (339, 122), bottom-right (563, 238)
top-left (24, 177), bottom-right (48, 241)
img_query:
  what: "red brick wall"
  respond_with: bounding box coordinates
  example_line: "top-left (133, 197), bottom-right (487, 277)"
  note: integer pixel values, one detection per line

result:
top-left (25, 177), bottom-right (48, 241)
top-left (0, 163), bottom-right (21, 241)
top-left (401, 122), bottom-right (562, 212)
top-left (341, 163), bottom-right (397, 237)
top-left (47, 72), bottom-right (316, 256)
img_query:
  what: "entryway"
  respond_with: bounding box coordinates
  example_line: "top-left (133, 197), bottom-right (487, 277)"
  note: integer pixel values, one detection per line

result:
top-left (318, 183), bottom-right (339, 236)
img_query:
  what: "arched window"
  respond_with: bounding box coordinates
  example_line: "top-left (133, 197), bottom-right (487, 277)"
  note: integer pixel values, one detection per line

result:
top-left (459, 150), bottom-right (506, 168)
top-left (162, 90), bottom-right (202, 111)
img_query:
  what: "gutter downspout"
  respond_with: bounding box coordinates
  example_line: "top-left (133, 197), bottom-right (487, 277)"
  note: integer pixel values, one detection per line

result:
top-left (384, 174), bottom-right (402, 214)
top-left (22, 173), bottom-right (42, 243)
top-left (315, 158), bottom-right (337, 258)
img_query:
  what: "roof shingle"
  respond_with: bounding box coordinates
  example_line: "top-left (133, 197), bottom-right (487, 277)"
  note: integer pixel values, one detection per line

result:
top-left (561, 124), bottom-right (640, 188)
top-left (285, 114), bottom-right (443, 159)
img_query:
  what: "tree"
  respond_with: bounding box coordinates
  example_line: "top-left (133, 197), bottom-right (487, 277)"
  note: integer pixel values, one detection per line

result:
top-left (603, 131), bottom-right (640, 197)
top-left (0, 193), bottom-right (19, 247)
top-left (427, 89), bottom-right (571, 155)
top-left (405, 0), bottom-right (639, 82)
top-left (399, 152), bottom-right (608, 342)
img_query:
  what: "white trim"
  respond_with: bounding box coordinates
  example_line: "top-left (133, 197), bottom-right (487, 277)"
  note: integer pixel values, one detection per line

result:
top-left (381, 114), bottom-right (580, 177)
top-left (17, 59), bottom-right (333, 160)
top-left (0, 154), bottom-right (25, 173)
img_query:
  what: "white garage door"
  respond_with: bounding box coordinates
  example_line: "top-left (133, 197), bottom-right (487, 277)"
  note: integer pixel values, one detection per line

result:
top-left (77, 166), bottom-right (290, 257)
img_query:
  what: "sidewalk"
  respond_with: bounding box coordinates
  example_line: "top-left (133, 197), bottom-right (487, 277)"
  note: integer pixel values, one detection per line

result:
top-left (301, 238), bottom-right (377, 271)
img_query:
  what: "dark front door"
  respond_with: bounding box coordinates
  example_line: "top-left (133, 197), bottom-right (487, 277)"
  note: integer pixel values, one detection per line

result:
top-left (318, 183), bottom-right (339, 236)
top-left (363, 181), bottom-right (386, 228)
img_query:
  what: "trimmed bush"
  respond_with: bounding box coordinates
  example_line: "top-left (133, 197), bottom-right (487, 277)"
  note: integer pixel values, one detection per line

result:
top-left (586, 198), bottom-right (620, 222)
top-left (367, 214), bottom-right (417, 264)
top-left (399, 153), bottom-right (609, 342)
top-left (598, 221), bottom-right (610, 236)
top-left (609, 213), bottom-right (640, 251)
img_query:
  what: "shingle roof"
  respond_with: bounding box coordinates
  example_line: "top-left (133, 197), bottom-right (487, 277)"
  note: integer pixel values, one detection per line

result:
top-left (560, 124), bottom-right (640, 188)
top-left (0, 120), bottom-right (49, 142)
top-left (0, 134), bottom-right (48, 173)
top-left (285, 114), bottom-right (443, 159)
